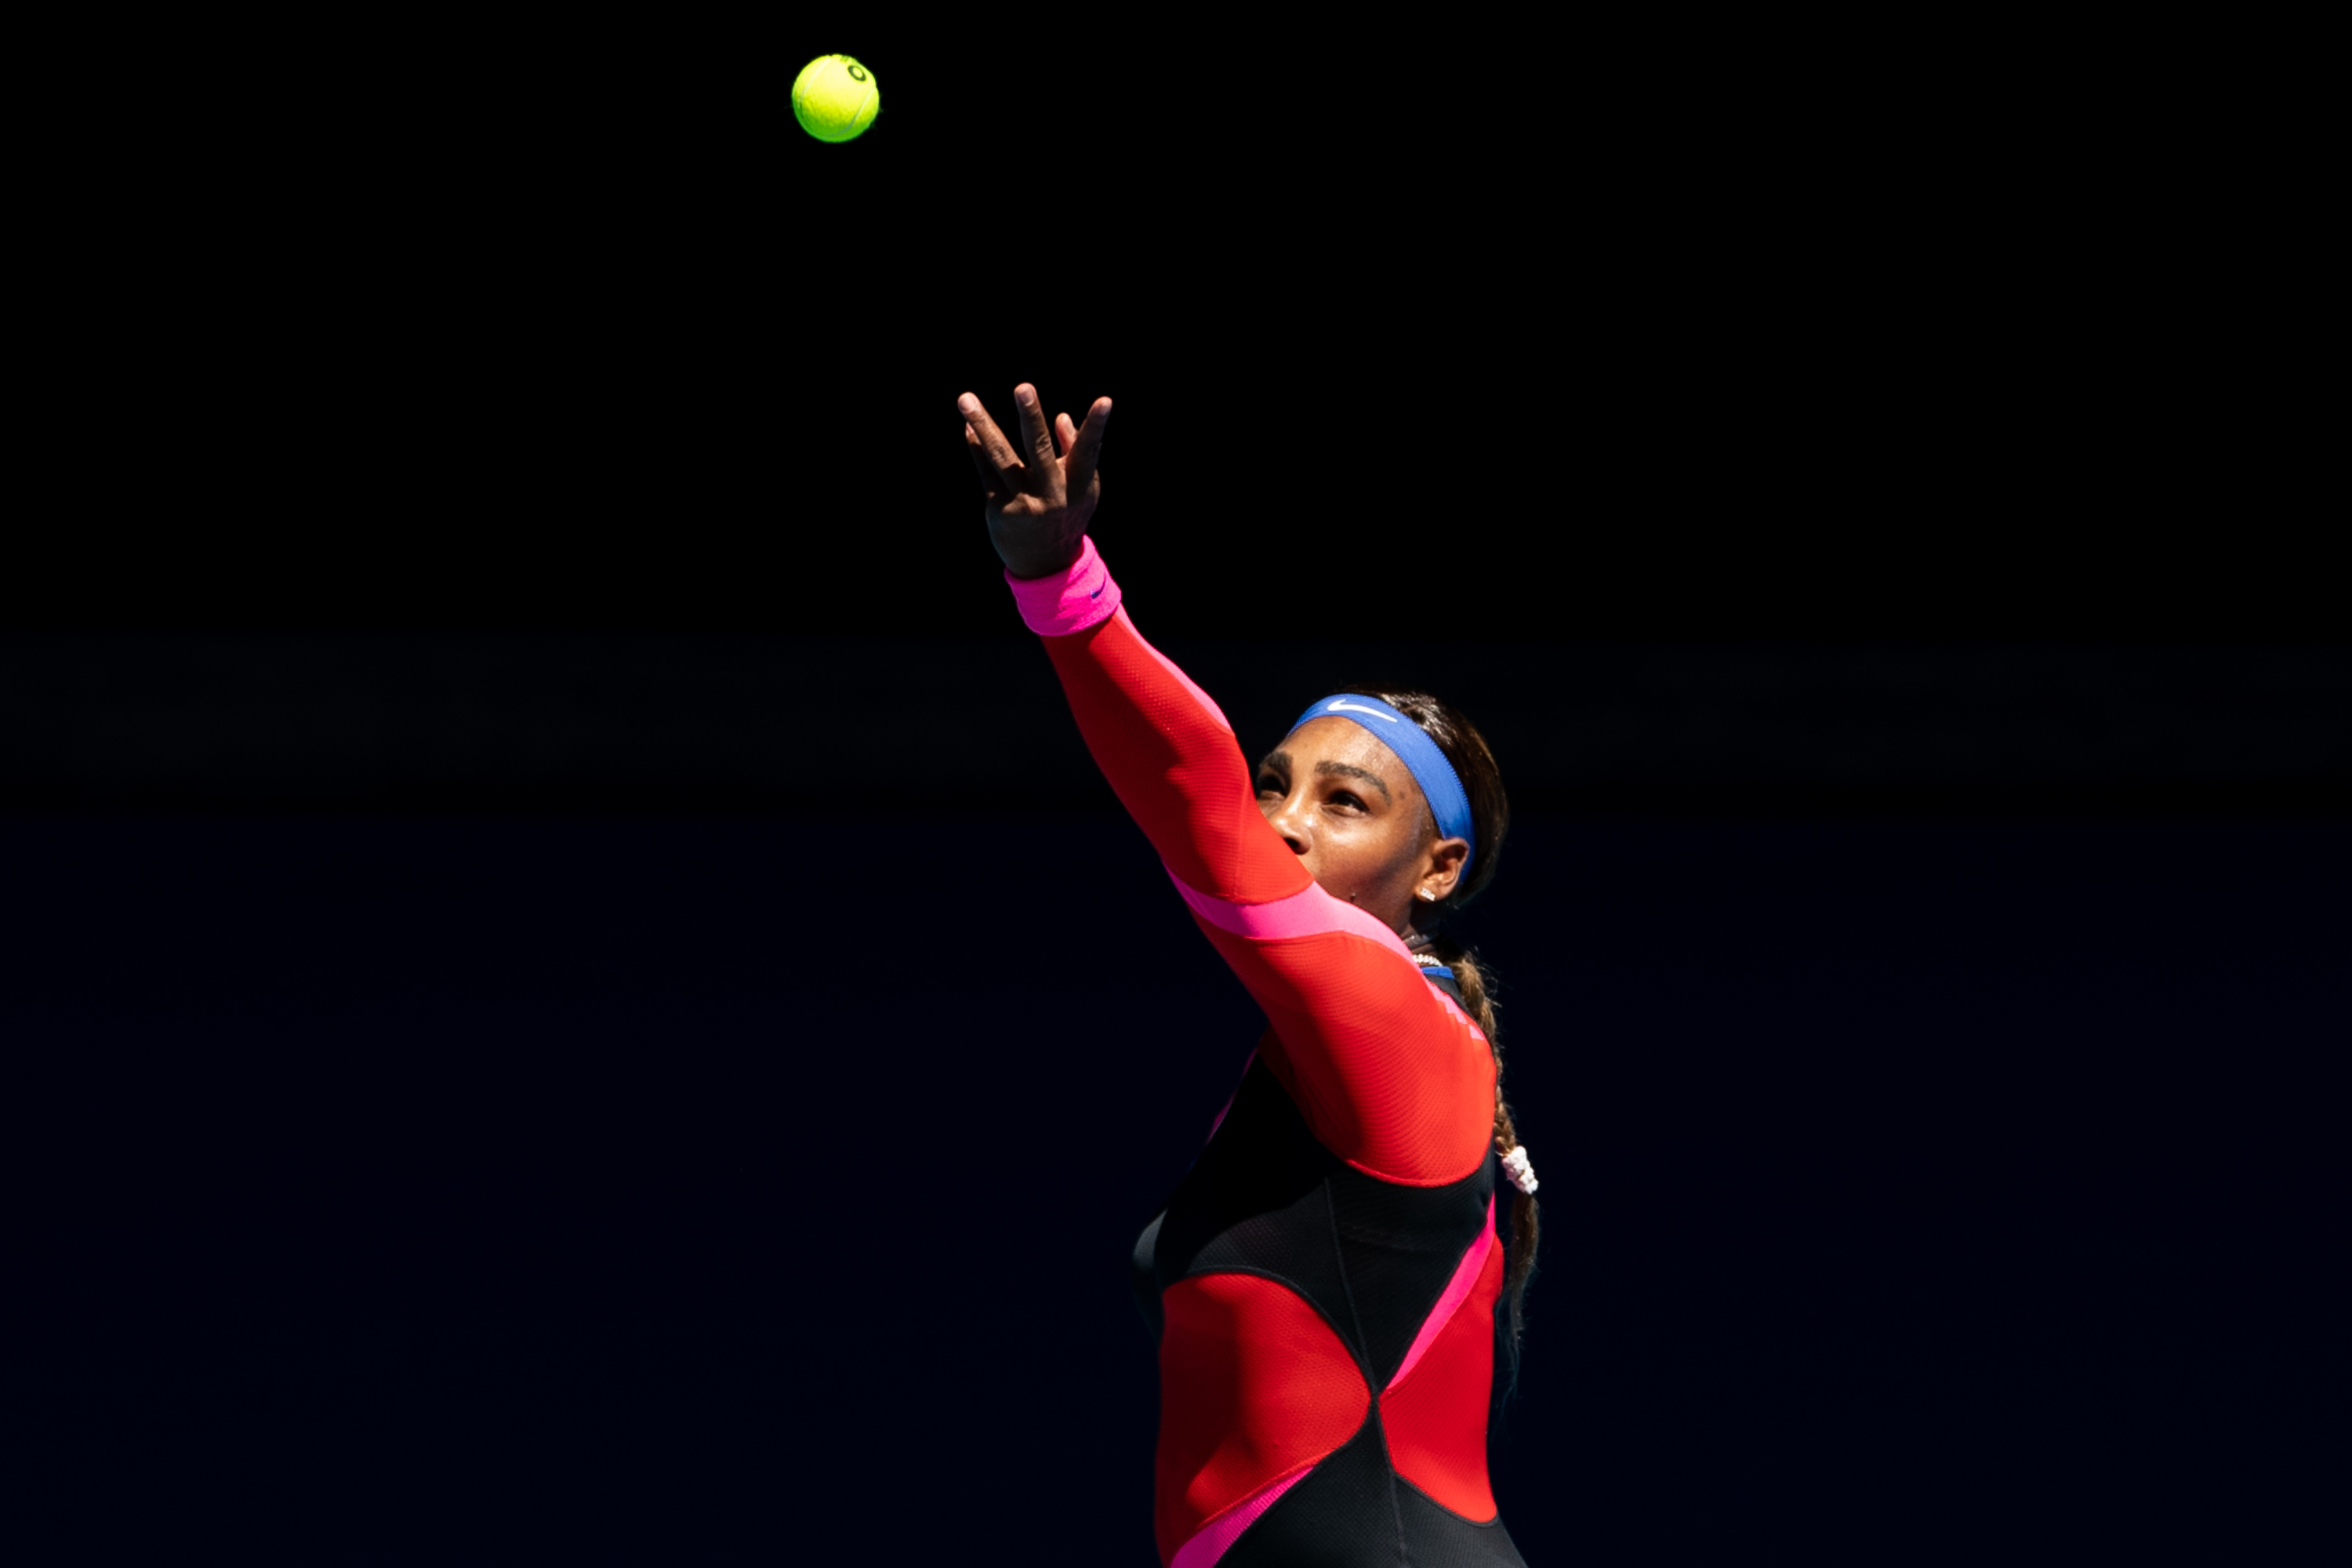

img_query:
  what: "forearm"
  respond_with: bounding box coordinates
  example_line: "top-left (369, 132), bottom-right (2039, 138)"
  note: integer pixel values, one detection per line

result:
top-left (968, 386), bottom-right (1493, 1180)
top-left (1011, 541), bottom-right (1306, 902)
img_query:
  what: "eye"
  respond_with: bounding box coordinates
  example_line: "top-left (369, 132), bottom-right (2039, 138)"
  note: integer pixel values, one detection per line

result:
top-left (1327, 790), bottom-right (1366, 813)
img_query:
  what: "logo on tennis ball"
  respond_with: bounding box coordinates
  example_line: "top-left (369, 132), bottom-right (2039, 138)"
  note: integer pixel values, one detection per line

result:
top-left (793, 55), bottom-right (880, 143)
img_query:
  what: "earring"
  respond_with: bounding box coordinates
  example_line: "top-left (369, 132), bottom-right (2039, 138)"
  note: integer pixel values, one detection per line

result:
top-left (1417, 889), bottom-right (1437, 902)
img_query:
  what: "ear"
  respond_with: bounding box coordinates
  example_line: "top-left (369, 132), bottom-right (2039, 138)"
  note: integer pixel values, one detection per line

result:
top-left (1417, 837), bottom-right (1469, 905)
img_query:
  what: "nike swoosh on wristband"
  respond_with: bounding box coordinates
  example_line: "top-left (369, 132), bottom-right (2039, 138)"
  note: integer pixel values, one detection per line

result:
top-left (1324, 699), bottom-right (1398, 721)
top-left (1088, 572), bottom-right (1106, 598)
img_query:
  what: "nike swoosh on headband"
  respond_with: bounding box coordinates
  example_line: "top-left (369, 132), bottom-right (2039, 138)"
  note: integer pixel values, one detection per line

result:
top-left (1293, 692), bottom-right (1476, 877)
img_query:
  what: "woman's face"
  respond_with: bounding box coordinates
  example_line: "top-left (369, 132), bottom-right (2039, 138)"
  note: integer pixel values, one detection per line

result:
top-left (1255, 716), bottom-right (1468, 934)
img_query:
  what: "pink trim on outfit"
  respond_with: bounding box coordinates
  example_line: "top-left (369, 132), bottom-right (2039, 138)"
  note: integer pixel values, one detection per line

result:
top-left (1163, 869), bottom-right (1418, 962)
top-left (1386, 1196), bottom-right (1497, 1391)
top-left (1169, 1460), bottom-right (1321, 1568)
top-left (1004, 535), bottom-right (1122, 637)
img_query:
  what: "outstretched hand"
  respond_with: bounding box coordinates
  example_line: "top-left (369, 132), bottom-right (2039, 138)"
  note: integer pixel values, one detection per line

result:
top-left (960, 383), bottom-right (1112, 579)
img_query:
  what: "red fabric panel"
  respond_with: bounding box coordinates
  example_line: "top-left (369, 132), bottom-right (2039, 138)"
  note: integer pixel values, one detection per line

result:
top-left (1378, 1236), bottom-right (1504, 1522)
top-left (1042, 611), bottom-right (1307, 904)
top-left (1042, 607), bottom-right (1495, 1181)
top-left (1155, 1273), bottom-right (1370, 1566)
top-left (1212, 929), bottom-right (1497, 1185)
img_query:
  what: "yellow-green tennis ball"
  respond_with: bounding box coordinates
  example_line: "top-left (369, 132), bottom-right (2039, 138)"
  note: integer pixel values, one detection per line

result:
top-left (793, 55), bottom-right (879, 143)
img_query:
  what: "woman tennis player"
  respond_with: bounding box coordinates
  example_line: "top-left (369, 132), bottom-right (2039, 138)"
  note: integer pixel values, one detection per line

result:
top-left (963, 383), bottom-right (1540, 1566)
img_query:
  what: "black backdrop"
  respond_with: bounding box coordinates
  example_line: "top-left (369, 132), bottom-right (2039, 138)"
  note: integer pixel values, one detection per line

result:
top-left (10, 812), bottom-right (2346, 1564)
top-left (8, 16), bottom-right (2346, 1566)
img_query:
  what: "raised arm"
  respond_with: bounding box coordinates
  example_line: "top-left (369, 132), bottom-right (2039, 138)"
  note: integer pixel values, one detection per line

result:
top-left (960, 384), bottom-right (1301, 902)
top-left (962, 386), bottom-right (1496, 1185)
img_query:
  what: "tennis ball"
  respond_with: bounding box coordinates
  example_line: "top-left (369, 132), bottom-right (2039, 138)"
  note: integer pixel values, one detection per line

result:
top-left (792, 55), bottom-right (879, 143)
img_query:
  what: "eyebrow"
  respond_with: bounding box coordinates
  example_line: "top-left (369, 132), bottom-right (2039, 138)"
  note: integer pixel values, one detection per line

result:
top-left (1257, 750), bottom-right (1395, 804)
top-left (1317, 760), bottom-right (1392, 801)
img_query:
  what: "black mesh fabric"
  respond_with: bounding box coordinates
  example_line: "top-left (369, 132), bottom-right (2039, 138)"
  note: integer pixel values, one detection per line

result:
top-left (1328, 1156), bottom-right (1497, 1388)
top-left (1219, 1410), bottom-right (1530, 1568)
top-left (1217, 1414), bottom-right (1405, 1568)
top-left (1135, 999), bottom-right (1524, 1564)
top-left (1392, 1476), bottom-right (1530, 1567)
top-left (1146, 1054), bottom-right (1359, 1363)
top-left (1144, 1054), bottom-right (1498, 1385)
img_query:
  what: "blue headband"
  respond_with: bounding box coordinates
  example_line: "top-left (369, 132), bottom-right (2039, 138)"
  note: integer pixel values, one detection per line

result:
top-left (1289, 695), bottom-right (1476, 878)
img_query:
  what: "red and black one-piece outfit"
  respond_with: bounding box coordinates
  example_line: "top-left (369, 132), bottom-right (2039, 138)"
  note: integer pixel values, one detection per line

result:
top-left (1010, 541), bottom-right (1527, 1567)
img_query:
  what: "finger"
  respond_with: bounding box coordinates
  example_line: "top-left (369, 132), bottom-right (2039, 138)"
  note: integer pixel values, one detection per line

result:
top-left (1064, 396), bottom-right (1113, 498)
top-left (1054, 411), bottom-right (1077, 458)
top-left (957, 392), bottom-right (1029, 488)
top-left (964, 423), bottom-right (1007, 499)
top-left (1013, 383), bottom-right (1058, 474)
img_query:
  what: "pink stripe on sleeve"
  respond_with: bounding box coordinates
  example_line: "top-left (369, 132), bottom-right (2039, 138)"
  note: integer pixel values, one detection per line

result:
top-left (1164, 868), bottom-right (1418, 961)
top-left (1385, 1196), bottom-right (1497, 1392)
top-left (1169, 1460), bottom-right (1319, 1568)
top-left (1004, 535), bottom-right (1121, 636)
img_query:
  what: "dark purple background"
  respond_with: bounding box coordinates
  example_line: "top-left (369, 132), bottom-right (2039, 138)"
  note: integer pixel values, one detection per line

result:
top-left (9, 809), bottom-right (2343, 1563)
top-left (9, 14), bottom-right (2343, 1565)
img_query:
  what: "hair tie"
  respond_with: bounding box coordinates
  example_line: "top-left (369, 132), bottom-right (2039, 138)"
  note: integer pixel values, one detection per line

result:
top-left (1500, 1145), bottom-right (1539, 1196)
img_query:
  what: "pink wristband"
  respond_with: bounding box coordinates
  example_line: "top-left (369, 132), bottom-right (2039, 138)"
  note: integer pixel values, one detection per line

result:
top-left (1004, 535), bottom-right (1122, 636)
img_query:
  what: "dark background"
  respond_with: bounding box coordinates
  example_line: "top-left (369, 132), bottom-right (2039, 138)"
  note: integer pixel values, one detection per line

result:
top-left (7, 16), bottom-right (2345, 1567)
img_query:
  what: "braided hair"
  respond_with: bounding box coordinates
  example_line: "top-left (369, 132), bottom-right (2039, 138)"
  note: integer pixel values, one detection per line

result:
top-left (1337, 685), bottom-right (1540, 1376)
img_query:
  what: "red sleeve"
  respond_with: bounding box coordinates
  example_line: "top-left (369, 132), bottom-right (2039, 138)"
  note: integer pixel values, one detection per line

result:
top-left (1011, 541), bottom-right (1495, 1185)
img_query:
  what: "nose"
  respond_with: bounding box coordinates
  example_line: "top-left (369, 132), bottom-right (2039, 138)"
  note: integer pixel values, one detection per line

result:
top-left (1267, 793), bottom-right (1312, 856)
